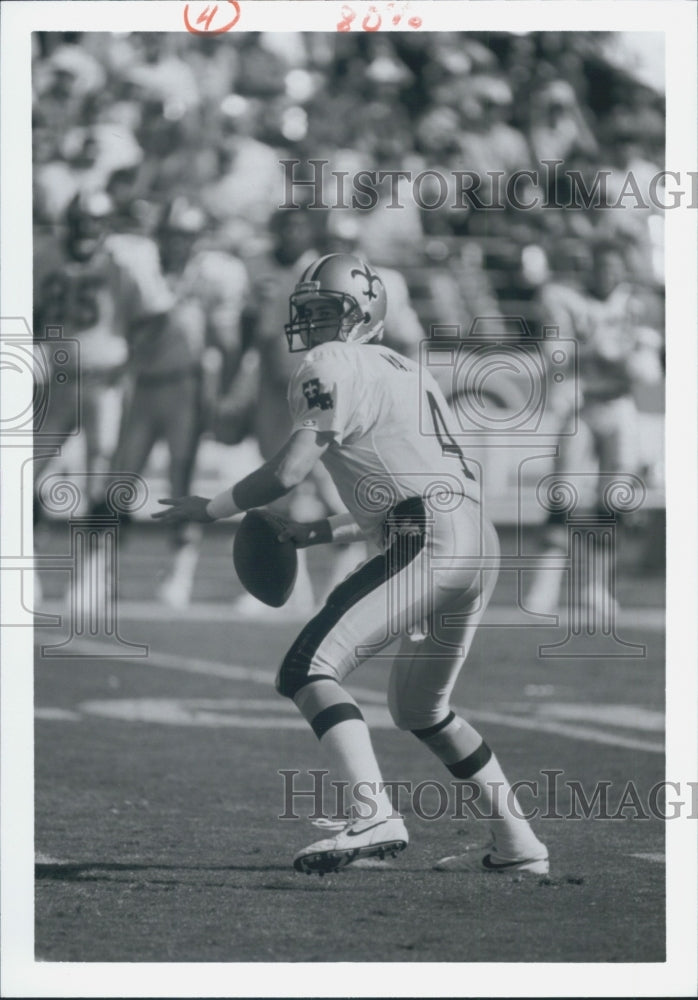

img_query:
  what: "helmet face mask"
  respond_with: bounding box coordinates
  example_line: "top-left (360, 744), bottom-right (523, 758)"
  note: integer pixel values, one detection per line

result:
top-left (285, 254), bottom-right (386, 353)
top-left (286, 285), bottom-right (364, 351)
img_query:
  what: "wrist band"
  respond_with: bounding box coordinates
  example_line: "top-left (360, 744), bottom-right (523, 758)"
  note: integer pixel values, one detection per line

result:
top-left (206, 489), bottom-right (241, 521)
top-left (328, 513), bottom-right (363, 543)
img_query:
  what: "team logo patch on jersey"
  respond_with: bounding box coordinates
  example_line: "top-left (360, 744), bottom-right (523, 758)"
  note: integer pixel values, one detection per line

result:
top-left (303, 378), bottom-right (333, 411)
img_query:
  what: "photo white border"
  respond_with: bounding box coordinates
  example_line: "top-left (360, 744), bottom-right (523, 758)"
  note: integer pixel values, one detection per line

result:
top-left (2, 2), bottom-right (696, 996)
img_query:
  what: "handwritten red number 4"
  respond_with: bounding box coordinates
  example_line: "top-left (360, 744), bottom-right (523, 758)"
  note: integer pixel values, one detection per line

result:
top-left (337, 3), bottom-right (422, 31)
top-left (184, 0), bottom-right (241, 34)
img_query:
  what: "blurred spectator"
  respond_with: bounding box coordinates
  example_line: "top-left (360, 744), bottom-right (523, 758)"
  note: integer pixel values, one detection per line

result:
top-left (455, 75), bottom-right (533, 204)
top-left (119, 33), bottom-right (200, 114)
top-left (35, 124), bottom-right (143, 225)
top-left (528, 79), bottom-right (599, 167)
top-left (593, 107), bottom-right (664, 285)
top-left (33, 43), bottom-right (106, 150)
top-left (201, 96), bottom-right (282, 244)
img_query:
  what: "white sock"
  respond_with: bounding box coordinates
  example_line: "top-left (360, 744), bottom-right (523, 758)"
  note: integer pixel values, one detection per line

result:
top-left (321, 721), bottom-right (394, 822)
top-left (414, 713), bottom-right (542, 856)
top-left (294, 679), bottom-right (394, 822)
top-left (464, 754), bottom-right (544, 857)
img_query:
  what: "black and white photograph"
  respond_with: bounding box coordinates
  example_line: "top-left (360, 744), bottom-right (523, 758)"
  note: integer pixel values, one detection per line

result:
top-left (1, 1), bottom-right (696, 996)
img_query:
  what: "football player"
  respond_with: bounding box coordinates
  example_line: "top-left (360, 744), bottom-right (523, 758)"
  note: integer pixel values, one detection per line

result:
top-left (154, 253), bottom-right (548, 876)
top-left (526, 238), bottom-right (663, 614)
top-left (34, 189), bottom-right (178, 606)
top-left (34, 190), bottom-right (137, 510)
top-left (147, 198), bottom-right (249, 607)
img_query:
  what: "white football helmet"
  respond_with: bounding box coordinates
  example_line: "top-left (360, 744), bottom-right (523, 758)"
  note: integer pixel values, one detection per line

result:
top-left (285, 253), bottom-right (387, 352)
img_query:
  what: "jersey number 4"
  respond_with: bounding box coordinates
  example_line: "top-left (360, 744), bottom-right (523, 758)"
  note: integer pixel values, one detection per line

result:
top-left (426, 391), bottom-right (475, 481)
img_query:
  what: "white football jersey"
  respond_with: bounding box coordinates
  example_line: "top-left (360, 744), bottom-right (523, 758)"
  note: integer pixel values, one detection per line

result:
top-left (287, 341), bottom-right (480, 549)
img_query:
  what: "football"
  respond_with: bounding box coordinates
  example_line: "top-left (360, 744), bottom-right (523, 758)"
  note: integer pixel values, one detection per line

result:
top-left (232, 508), bottom-right (298, 607)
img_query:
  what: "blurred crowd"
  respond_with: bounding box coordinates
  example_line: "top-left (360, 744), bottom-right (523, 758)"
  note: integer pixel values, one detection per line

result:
top-left (34, 30), bottom-right (666, 312)
top-left (32, 30), bottom-right (666, 608)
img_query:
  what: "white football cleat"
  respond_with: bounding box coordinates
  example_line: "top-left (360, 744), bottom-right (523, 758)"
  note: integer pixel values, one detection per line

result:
top-left (435, 841), bottom-right (549, 875)
top-left (293, 816), bottom-right (408, 875)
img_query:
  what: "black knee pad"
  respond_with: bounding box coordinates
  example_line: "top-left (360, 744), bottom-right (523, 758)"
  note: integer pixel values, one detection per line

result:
top-left (275, 635), bottom-right (307, 699)
top-left (275, 639), bottom-right (317, 699)
top-left (275, 662), bottom-right (301, 699)
top-left (276, 607), bottom-right (339, 699)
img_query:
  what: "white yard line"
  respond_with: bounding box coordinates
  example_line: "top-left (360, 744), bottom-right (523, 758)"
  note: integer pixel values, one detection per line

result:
top-left (629, 852), bottom-right (665, 864)
top-left (39, 636), bottom-right (664, 754)
top-left (39, 600), bottom-right (666, 630)
top-left (463, 709), bottom-right (664, 754)
top-left (34, 707), bottom-right (81, 722)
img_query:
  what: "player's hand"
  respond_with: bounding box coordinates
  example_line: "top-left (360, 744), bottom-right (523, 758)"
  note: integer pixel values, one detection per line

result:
top-left (152, 496), bottom-right (214, 524)
top-left (276, 518), bottom-right (331, 548)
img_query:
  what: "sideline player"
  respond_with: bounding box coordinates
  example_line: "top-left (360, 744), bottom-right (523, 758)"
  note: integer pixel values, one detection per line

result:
top-left (526, 238), bottom-right (663, 614)
top-left (152, 198), bottom-right (249, 607)
top-left (34, 190), bottom-right (130, 507)
top-left (154, 253), bottom-right (548, 876)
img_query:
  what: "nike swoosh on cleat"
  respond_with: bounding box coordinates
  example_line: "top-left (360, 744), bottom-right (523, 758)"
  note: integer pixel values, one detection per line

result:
top-left (346, 821), bottom-right (389, 837)
top-left (481, 853), bottom-right (539, 870)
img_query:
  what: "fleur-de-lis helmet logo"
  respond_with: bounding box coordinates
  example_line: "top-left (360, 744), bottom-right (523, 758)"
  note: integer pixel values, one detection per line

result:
top-left (350, 262), bottom-right (382, 301)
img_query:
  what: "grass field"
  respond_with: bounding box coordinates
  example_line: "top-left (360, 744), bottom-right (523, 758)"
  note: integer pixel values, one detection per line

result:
top-left (34, 524), bottom-right (665, 963)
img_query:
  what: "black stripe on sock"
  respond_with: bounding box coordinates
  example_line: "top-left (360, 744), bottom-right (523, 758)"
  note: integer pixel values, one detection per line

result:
top-left (411, 711), bottom-right (456, 740)
top-left (311, 702), bottom-right (364, 740)
top-left (447, 740), bottom-right (492, 779)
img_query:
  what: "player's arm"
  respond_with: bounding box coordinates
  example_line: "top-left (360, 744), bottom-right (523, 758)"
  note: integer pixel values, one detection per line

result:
top-left (279, 511), bottom-right (366, 548)
top-left (152, 429), bottom-right (330, 524)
